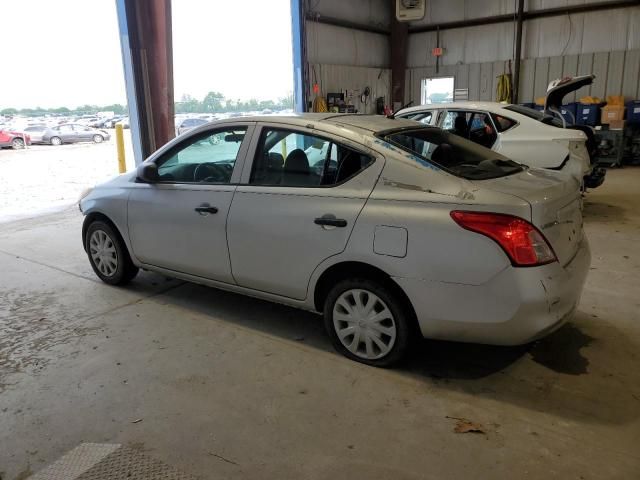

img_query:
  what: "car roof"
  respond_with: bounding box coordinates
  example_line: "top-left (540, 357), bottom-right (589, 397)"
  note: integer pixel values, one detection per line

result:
top-left (397, 102), bottom-right (517, 115)
top-left (219, 113), bottom-right (420, 135)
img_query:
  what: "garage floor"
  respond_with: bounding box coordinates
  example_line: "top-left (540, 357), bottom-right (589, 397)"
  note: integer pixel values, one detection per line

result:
top-left (1, 168), bottom-right (639, 480)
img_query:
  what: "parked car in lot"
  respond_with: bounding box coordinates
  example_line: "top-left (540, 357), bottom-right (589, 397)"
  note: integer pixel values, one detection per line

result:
top-left (22, 125), bottom-right (48, 144)
top-left (0, 129), bottom-right (31, 149)
top-left (79, 114), bottom-right (590, 366)
top-left (42, 124), bottom-right (111, 145)
top-left (175, 117), bottom-right (208, 136)
top-left (395, 75), bottom-right (605, 189)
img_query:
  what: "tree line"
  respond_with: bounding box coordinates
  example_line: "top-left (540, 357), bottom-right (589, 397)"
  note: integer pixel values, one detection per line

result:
top-left (1, 92), bottom-right (294, 118)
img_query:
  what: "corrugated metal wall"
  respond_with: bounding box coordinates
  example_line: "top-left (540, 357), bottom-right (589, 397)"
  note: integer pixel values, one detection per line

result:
top-left (406, 0), bottom-right (640, 104)
top-left (304, 0), bottom-right (640, 106)
top-left (407, 49), bottom-right (640, 104)
top-left (305, 0), bottom-right (391, 107)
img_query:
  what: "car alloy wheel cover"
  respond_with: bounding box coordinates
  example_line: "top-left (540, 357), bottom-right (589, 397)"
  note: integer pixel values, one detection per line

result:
top-left (89, 229), bottom-right (118, 277)
top-left (12, 138), bottom-right (24, 148)
top-left (333, 288), bottom-right (397, 360)
top-left (51, 137), bottom-right (61, 145)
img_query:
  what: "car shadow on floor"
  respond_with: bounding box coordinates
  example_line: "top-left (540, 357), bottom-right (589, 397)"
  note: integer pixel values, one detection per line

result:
top-left (150, 276), bottom-right (640, 426)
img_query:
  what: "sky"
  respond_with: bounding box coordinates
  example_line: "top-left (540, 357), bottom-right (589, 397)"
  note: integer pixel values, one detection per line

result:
top-left (0, 0), bottom-right (293, 109)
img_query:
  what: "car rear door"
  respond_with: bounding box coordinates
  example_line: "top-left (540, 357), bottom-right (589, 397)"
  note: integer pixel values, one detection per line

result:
top-left (226, 124), bottom-right (385, 300)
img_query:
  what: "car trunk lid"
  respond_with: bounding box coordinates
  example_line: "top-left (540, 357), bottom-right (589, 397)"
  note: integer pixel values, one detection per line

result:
top-left (474, 168), bottom-right (583, 266)
top-left (544, 74), bottom-right (595, 112)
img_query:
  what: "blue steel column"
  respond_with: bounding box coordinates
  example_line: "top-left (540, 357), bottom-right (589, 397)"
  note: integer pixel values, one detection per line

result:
top-left (290, 0), bottom-right (306, 112)
top-left (115, 0), bottom-right (144, 165)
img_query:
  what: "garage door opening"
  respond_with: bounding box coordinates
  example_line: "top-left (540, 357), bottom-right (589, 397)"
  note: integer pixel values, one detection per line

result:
top-left (420, 76), bottom-right (455, 104)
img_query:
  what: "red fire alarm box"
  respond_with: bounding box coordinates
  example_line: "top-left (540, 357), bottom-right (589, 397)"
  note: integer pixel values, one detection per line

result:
top-left (432, 47), bottom-right (443, 57)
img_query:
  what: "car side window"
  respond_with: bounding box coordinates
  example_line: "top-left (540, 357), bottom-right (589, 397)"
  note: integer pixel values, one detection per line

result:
top-left (249, 128), bottom-right (373, 187)
top-left (491, 113), bottom-right (517, 132)
top-left (404, 111), bottom-right (433, 124)
top-left (59, 125), bottom-right (73, 133)
top-left (155, 127), bottom-right (247, 184)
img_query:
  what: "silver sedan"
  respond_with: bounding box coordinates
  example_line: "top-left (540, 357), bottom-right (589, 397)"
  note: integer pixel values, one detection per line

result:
top-left (79, 114), bottom-right (590, 367)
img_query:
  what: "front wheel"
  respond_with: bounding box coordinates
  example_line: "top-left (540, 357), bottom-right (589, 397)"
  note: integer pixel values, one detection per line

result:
top-left (85, 220), bottom-right (138, 285)
top-left (50, 136), bottom-right (62, 146)
top-left (93, 134), bottom-right (104, 143)
top-left (11, 137), bottom-right (25, 149)
top-left (323, 278), bottom-right (412, 367)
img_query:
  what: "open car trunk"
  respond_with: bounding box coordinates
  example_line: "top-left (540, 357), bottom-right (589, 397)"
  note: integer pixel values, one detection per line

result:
top-left (475, 169), bottom-right (584, 266)
top-left (544, 75), bottom-right (595, 113)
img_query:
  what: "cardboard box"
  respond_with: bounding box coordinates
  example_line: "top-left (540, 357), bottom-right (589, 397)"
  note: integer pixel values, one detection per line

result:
top-left (608, 119), bottom-right (625, 130)
top-left (601, 105), bottom-right (625, 124)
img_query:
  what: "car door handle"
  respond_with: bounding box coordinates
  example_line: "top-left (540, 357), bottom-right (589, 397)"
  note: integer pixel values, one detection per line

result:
top-left (314, 217), bottom-right (347, 227)
top-left (195, 205), bottom-right (218, 215)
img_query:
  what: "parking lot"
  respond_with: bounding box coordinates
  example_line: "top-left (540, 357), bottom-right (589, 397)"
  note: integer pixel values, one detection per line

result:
top-left (0, 133), bottom-right (134, 223)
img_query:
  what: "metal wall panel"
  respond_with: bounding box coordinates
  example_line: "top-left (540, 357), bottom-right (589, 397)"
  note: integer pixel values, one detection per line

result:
top-left (479, 62), bottom-right (493, 100)
top-left (622, 50), bottom-right (640, 99)
top-left (307, 64), bottom-right (391, 114)
top-left (607, 51), bottom-right (626, 95)
top-left (534, 57), bottom-right (550, 99)
top-left (407, 49), bottom-right (640, 105)
top-left (305, 22), bottom-right (389, 67)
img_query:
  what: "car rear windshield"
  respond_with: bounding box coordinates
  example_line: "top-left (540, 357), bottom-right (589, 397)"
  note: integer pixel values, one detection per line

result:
top-left (504, 104), bottom-right (564, 128)
top-left (378, 128), bottom-right (524, 180)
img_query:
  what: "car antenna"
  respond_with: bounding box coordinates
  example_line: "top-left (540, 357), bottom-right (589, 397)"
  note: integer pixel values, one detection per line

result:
top-left (387, 101), bottom-right (414, 119)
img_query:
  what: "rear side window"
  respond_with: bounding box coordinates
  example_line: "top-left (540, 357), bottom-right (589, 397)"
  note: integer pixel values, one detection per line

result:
top-left (401, 111), bottom-right (433, 125)
top-left (379, 128), bottom-right (523, 180)
top-left (491, 114), bottom-right (517, 132)
top-left (250, 128), bottom-right (373, 187)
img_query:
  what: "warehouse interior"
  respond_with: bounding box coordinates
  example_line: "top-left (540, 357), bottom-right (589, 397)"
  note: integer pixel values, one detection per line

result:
top-left (2, 1), bottom-right (640, 479)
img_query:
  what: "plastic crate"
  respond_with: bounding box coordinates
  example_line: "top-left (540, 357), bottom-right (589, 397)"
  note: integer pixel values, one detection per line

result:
top-left (560, 103), bottom-right (577, 125)
top-left (626, 101), bottom-right (640, 124)
top-left (576, 103), bottom-right (603, 126)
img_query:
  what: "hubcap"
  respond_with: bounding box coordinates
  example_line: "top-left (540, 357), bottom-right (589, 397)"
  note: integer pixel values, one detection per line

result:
top-left (89, 230), bottom-right (118, 277)
top-left (333, 289), bottom-right (397, 360)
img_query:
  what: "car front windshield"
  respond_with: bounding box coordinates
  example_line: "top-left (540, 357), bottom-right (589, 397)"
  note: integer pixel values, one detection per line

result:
top-left (379, 127), bottom-right (524, 180)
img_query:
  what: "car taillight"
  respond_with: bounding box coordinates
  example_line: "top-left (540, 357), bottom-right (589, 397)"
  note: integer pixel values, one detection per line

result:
top-left (450, 211), bottom-right (557, 267)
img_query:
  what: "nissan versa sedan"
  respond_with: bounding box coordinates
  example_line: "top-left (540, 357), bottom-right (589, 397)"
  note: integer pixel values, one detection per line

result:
top-left (43, 124), bottom-right (111, 145)
top-left (79, 114), bottom-right (590, 367)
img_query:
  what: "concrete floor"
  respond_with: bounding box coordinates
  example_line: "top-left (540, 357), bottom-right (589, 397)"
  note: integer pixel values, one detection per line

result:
top-left (1, 168), bottom-right (639, 480)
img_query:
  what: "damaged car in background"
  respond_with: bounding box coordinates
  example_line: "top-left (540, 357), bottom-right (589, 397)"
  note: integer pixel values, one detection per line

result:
top-left (395, 75), bottom-right (605, 189)
top-left (79, 114), bottom-right (590, 367)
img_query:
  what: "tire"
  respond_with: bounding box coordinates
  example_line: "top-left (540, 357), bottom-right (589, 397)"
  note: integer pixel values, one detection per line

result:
top-left (11, 137), bottom-right (25, 149)
top-left (323, 278), bottom-right (412, 367)
top-left (85, 220), bottom-right (138, 285)
top-left (93, 134), bottom-right (104, 143)
top-left (50, 136), bottom-right (62, 146)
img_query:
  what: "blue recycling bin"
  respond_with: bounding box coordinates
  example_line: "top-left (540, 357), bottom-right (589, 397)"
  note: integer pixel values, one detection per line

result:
top-left (560, 103), bottom-right (578, 124)
top-left (533, 104), bottom-right (544, 112)
top-left (626, 101), bottom-right (640, 124)
top-left (576, 103), bottom-right (603, 126)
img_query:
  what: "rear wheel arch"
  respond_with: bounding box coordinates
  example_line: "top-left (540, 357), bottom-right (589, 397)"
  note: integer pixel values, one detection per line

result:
top-left (313, 261), bottom-right (419, 331)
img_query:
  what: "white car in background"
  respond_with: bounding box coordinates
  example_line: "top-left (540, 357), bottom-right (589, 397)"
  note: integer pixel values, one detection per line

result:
top-left (395, 75), bottom-right (604, 189)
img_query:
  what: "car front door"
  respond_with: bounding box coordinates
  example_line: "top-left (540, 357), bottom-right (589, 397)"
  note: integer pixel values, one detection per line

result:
top-left (76, 125), bottom-right (95, 141)
top-left (226, 124), bottom-right (384, 300)
top-left (58, 124), bottom-right (77, 142)
top-left (127, 124), bottom-right (254, 282)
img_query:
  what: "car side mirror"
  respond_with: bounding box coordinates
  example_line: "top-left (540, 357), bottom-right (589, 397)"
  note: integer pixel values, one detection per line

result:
top-left (136, 163), bottom-right (159, 183)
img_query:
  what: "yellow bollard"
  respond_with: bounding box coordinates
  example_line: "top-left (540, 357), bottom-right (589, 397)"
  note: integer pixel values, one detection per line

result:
top-left (115, 124), bottom-right (126, 173)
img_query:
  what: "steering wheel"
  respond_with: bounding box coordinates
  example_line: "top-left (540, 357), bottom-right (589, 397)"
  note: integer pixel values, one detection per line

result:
top-left (194, 163), bottom-right (225, 182)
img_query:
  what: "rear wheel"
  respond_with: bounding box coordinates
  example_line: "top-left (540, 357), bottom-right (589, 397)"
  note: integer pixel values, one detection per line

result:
top-left (11, 137), bottom-right (25, 149)
top-left (85, 220), bottom-right (138, 285)
top-left (93, 134), bottom-right (104, 143)
top-left (323, 278), bottom-right (412, 367)
top-left (50, 136), bottom-right (62, 146)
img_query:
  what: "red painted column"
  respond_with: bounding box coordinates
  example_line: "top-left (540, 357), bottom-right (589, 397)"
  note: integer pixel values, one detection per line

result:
top-left (124, 0), bottom-right (174, 157)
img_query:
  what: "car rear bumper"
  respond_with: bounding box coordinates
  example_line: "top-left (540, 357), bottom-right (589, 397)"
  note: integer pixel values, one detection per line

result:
top-left (394, 236), bottom-right (591, 345)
